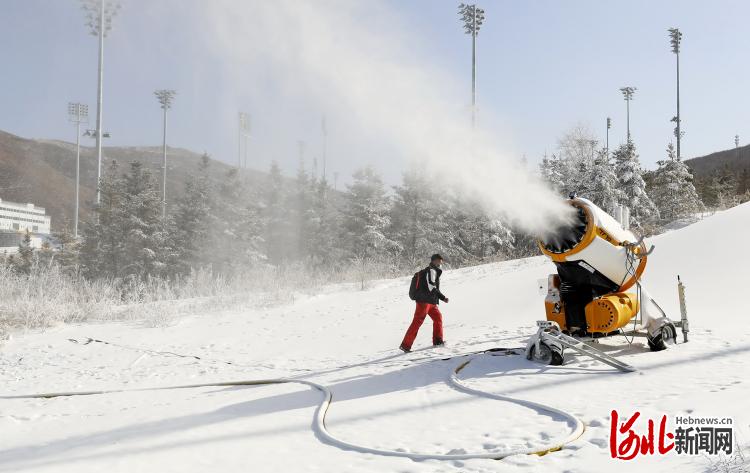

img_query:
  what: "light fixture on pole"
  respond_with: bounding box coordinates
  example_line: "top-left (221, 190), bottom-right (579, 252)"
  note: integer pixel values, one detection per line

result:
top-left (238, 112), bottom-right (250, 169)
top-left (458, 3), bottom-right (485, 129)
top-left (80, 0), bottom-right (121, 205)
top-left (154, 89), bottom-right (176, 219)
top-left (619, 86), bottom-right (637, 141)
top-left (68, 102), bottom-right (89, 238)
top-left (668, 27), bottom-right (683, 160)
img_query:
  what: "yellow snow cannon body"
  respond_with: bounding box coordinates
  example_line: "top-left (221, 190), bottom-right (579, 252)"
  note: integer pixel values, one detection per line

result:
top-left (538, 197), bottom-right (647, 335)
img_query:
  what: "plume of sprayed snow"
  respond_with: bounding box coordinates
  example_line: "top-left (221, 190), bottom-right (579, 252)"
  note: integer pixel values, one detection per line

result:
top-left (195, 0), bottom-right (572, 235)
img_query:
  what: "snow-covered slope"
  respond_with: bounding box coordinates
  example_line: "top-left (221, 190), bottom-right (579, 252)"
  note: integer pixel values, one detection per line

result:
top-left (1, 204), bottom-right (749, 473)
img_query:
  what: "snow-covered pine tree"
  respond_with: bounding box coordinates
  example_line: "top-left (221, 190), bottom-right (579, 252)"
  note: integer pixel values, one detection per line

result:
top-left (737, 168), bottom-right (750, 202)
top-left (120, 161), bottom-right (170, 280)
top-left (263, 161), bottom-right (290, 266)
top-left (172, 153), bottom-right (213, 275)
top-left (586, 149), bottom-right (622, 213)
top-left (288, 159), bottom-right (314, 262)
top-left (650, 143), bottom-right (703, 221)
top-left (389, 169), bottom-right (450, 268)
top-left (539, 154), bottom-right (568, 196)
top-left (80, 160), bottom-right (126, 279)
top-left (210, 165), bottom-right (266, 273)
top-left (716, 164), bottom-right (740, 209)
top-left (612, 140), bottom-right (658, 227)
top-left (342, 166), bottom-right (400, 273)
top-left (80, 160), bottom-right (170, 281)
top-left (15, 230), bottom-right (34, 275)
top-left (308, 177), bottom-right (341, 267)
top-left (555, 126), bottom-right (599, 196)
top-left (51, 226), bottom-right (80, 276)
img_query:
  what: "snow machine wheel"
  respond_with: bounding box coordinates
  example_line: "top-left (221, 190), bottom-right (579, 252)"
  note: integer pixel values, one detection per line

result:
top-left (648, 322), bottom-right (678, 352)
top-left (661, 322), bottom-right (678, 346)
top-left (529, 342), bottom-right (564, 366)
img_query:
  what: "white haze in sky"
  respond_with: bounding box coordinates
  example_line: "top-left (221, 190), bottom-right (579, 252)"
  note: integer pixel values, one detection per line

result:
top-left (194, 0), bottom-right (572, 234)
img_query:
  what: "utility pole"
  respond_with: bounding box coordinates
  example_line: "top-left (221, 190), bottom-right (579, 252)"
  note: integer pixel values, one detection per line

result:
top-left (458, 3), bottom-right (485, 129)
top-left (68, 103), bottom-right (89, 238)
top-left (154, 89), bottom-right (176, 219)
top-left (669, 28), bottom-right (683, 159)
top-left (81, 0), bottom-right (120, 205)
top-left (620, 87), bottom-right (637, 141)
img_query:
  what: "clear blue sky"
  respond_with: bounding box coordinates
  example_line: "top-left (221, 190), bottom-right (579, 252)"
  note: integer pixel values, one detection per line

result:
top-left (1, 0), bottom-right (748, 182)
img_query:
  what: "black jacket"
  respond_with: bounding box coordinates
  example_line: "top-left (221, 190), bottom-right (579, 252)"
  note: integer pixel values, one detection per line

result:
top-left (414, 263), bottom-right (447, 305)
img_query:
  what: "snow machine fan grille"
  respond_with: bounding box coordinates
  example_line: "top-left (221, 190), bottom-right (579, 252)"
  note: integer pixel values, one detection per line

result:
top-left (540, 206), bottom-right (589, 254)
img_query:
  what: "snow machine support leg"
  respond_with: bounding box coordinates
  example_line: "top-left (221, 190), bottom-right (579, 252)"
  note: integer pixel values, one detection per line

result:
top-left (526, 321), bottom-right (637, 372)
top-left (677, 276), bottom-right (689, 343)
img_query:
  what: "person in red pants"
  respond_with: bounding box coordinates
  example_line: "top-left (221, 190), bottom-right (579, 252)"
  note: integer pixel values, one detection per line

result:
top-left (400, 254), bottom-right (449, 352)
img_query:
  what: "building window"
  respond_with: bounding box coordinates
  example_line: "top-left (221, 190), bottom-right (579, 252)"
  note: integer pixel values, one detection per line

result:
top-left (33, 226), bottom-right (38, 232)
top-left (12, 223), bottom-right (19, 230)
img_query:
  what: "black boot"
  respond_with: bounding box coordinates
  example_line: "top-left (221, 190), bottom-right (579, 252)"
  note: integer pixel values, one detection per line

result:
top-left (399, 344), bottom-right (411, 353)
top-left (433, 339), bottom-right (445, 347)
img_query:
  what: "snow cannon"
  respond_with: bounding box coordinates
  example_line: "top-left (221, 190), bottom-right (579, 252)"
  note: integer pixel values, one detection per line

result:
top-left (528, 197), bottom-right (681, 366)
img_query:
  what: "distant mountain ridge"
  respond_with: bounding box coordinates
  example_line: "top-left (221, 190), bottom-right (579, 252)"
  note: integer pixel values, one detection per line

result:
top-left (0, 129), bottom-right (268, 232)
top-left (684, 144), bottom-right (750, 178)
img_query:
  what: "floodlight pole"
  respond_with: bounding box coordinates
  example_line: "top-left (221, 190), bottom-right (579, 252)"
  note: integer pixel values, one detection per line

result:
top-left (81, 0), bottom-right (120, 205)
top-left (94, 3), bottom-right (105, 205)
top-left (238, 112), bottom-right (243, 169)
top-left (238, 112), bottom-right (249, 169)
top-left (76, 114), bottom-right (81, 237)
top-left (321, 116), bottom-right (327, 181)
top-left (669, 28), bottom-right (683, 160)
top-left (68, 103), bottom-right (88, 238)
top-left (161, 100), bottom-right (168, 218)
top-left (155, 89), bottom-right (176, 219)
top-left (620, 87), bottom-right (636, 141)
top-left (471, 10), bottom-right (476, 129)
top-left (458, 3), bottom-right (485, 130)
top-left (606, 117), bottom-right (611, 160)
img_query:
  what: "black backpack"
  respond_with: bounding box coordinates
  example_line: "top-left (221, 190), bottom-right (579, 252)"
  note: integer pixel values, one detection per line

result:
top-left (408, 269), bottom-right (424, 300)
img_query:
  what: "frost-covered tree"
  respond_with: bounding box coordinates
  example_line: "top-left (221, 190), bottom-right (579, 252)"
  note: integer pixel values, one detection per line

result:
top-left (120, 161), bottom-right (170, 279)
top-left (540, 126), bottom-right (600, 197)
top-left (51, 227), bottom-right (80, 276)
top-left (586, 149), bottom-right (622, 213)
top-left (262, 161), bottom-right (290, 266)
top-left (342, 166), bottom-right (400, 261)
top-left (650, 143), bottom-right (703, 221)
top-left (612, 140), bottom-right (658, 226)
top-left (173, 153), bottom-right (212, 274)
top-left (289, 159), bottom-right (315, 262)
top-left (556, 125), bottom-right (599, 195)
top-left (81, 161), bottom-right (170, 281)
top-left (389, 169), bottom-right (452, 268)
top-left (308, 178), bottom-right (342, 267)
top-left (80, 161), bottom-right (126, 279)
top-left (15, 230), bottom-right (34, 275)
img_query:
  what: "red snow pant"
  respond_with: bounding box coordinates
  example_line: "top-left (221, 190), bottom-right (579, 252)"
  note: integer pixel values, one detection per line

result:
top-left (400, 303), bottom-right (443, 350)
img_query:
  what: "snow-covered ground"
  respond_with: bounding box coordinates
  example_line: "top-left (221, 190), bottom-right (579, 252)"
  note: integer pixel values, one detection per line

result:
top-left (2, 203), bottom-right (750, 473)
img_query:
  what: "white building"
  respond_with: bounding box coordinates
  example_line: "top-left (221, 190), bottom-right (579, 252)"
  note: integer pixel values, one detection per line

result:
top-left (0, 198), bottom-right (52, 253)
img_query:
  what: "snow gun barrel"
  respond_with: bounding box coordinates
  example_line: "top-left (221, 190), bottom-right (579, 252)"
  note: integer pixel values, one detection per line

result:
top-left (537, 197), bottom-right (647, 293)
